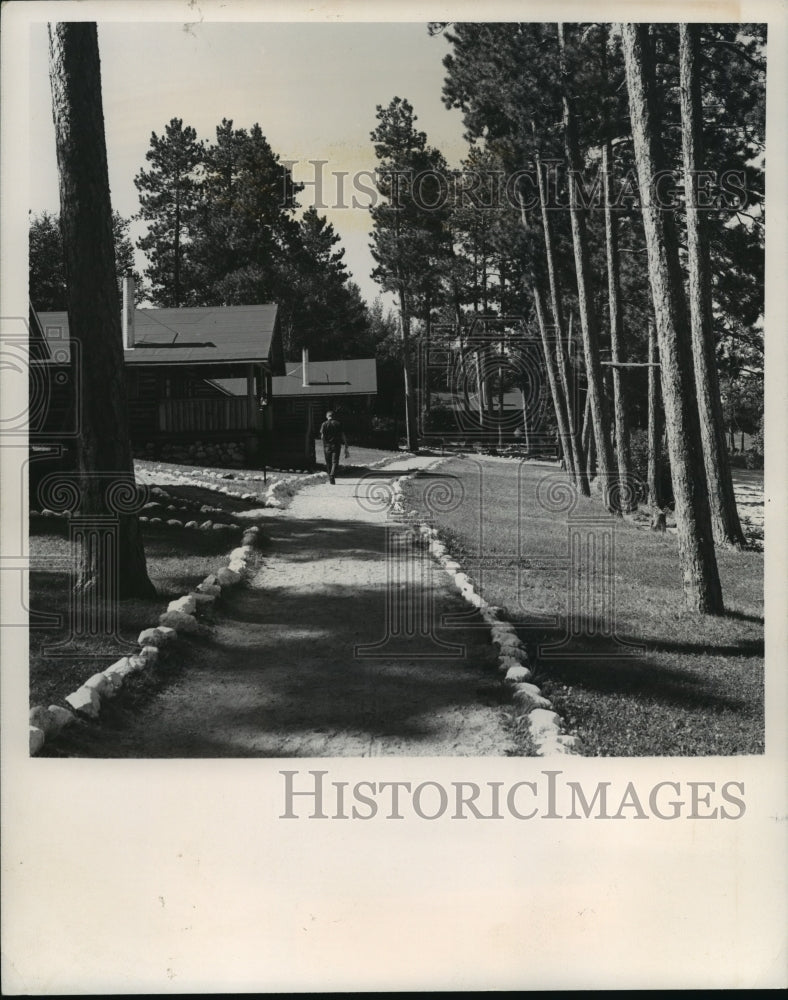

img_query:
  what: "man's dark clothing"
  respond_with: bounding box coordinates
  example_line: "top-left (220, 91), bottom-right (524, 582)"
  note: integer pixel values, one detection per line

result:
top-left (320, 418), bottom-right (345, 483)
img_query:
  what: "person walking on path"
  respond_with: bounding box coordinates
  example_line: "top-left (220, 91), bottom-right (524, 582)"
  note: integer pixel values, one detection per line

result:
top-left (320, 410), bottom-right (349, 484)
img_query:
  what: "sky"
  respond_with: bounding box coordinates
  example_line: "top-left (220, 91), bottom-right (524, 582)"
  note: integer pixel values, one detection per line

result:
top-left (29, 20), bottom-right (469, 306)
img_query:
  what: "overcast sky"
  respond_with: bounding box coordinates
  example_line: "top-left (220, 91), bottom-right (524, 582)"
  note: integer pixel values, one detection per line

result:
top-left (29, 20), bottom-right (469, 306)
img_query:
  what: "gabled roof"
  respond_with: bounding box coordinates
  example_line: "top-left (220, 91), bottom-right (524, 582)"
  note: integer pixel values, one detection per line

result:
top-left (35, 304), bottom-right (280, 367)
top-left (273, 358), bottom-right (377, 397)
top-left (209, 358), bottom-right (378, 398)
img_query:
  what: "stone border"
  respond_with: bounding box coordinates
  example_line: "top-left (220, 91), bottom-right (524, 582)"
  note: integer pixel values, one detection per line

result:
top-left (28, 524), bottom-right (261, 756)
top-left (28, 451), bottom-right (429, 755)
top-left (389, 470), bottom-right (582, 757)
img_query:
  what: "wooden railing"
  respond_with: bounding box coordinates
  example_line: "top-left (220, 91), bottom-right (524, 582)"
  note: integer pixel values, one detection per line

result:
top-left (158, 397), bottom-right (252, 433)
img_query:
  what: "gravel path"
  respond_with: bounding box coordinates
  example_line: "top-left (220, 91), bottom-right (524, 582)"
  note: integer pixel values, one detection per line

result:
top-left (51, 457), bottom-right (523, 757)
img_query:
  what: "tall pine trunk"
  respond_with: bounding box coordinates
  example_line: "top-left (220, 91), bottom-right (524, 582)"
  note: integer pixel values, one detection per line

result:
top-left (582, 392), bottom-right (597, 482)
top-left (397, 287), bottom-right (418, 453)
top-left (603, 139), bottom-right (635, 511)
top-left (621, 23), bottom-right (723, 613)
top-left (533, 284), bottom-right (575, 477)
top-left (49, 22), bottom-right (155, 599)
top-left (558, 23), bottom-right (616, 512)
top-left (679, 23), bottom-right (745, 548)
top-left (647, 316), bottom-right (664, 523)
top-left (534, 148), bottom-right (588, 494)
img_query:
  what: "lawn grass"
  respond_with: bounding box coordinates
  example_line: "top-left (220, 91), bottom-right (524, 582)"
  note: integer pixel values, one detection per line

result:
top-left (28, 516), bottom-right (248, 711)
top-left (403, 456), bottom-right (764, 757)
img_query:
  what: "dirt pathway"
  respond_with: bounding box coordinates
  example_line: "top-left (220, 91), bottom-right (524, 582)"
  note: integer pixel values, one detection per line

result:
top-left (52, 458), bottom-right (523, 757)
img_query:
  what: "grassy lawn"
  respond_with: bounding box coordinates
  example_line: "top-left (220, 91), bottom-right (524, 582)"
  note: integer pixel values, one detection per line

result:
top-left (28, 515), bottom-right (249, 711)
top-left (403, 457), bottom-right (764, 757)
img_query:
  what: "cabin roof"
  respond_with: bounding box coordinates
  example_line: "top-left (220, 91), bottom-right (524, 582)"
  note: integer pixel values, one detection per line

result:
top-left (209, 358), bottom-right (378, 398)
top-left (34, 304), bottom-right (280, 367)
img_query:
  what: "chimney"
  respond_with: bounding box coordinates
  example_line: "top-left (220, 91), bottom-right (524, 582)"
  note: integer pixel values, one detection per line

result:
top-left (122, 272), bottom-right (135, 350)
top-left (302, 347), bottom-right (309, 387)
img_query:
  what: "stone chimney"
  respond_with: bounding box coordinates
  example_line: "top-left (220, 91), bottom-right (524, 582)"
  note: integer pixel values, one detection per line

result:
top-left (302, 347), bottom-right (309, 387)
top-left (122, 272), bottom-right (135, 350)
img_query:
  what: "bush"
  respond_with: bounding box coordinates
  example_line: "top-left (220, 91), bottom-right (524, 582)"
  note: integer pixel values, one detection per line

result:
top-left (424, 403), bottom-right (458, 434)
top-left (354, 415), bottom-right (398, 449)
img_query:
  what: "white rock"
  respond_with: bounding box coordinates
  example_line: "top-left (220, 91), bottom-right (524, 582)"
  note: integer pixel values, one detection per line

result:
top-left (137, 627), bottom-right (173, 647)
top-left (159, 610), bottom-right (200, 633)
top-left (83, 672), bottom-right (111, 696)
top-left (29, 705), bottom-right (54, 733)
top-left (47, 705), bottom-right (76, 732)
top-left (534, 734), bottom-right (580, 756)
top-left (499, 648), bottom-right (528, 665)
top-left (126, 653), bottom-right (148, 672)
top-left (513, 685), bottom-right (552, 710)
top-left (138, 645), bottom-right (159, 666)
top-left (229, 546), bottom-right (252, 561)
top-left (185, 520), bottom-right (198, 529)
top-left (30, 726), bottom-right (46, 755)
top-left (453, 573), bottom-right (470, 588)
top-left (168, 595), bottom-right (197, 615)
top-left (202, 574), bottom-right (218, 586)
top-left (504, 665), bottom-right (532, 683)
top-left (102, 669), bottom-right (125, 693)
top-left (529, 708), bottom-right (562, 737)
top-left (200, 521), bottom-right (213, 529)
top-left (65, 686), bottom-right (100, 718)
top-left (217, 567), bottom-right (241, 586)
top-left (494, 635), bottom-right (525, 652)
top-left (227, 558), bottom-right (246, 575)
top-left (196, 583), bottom-right (221, 596)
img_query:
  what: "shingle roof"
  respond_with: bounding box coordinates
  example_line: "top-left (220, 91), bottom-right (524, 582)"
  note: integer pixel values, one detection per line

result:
top-left (35, 304), bottom-right (279, 366)
top-left (210, 358), bottom-right (377, 398)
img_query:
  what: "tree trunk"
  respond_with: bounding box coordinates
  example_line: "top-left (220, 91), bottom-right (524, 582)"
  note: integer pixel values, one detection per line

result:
top-left (519, 386), bottom-right (530, 451)
top-left (533, 284), bottom-right (575, 480)
top-left (397, 287), bottom-right (418, 452)
top-left (603, 139), bottom-right (636, 512)
top-left (647, 316), bottom-right (664, 520)
top-left (622, 23), bottom-right (723, 613)
top-left (679, 23), bottom-right (745, 548)
top-left (534, 148), bottom-right (586, 492)
top-left (474, 349), bottom-right (485, 432)
top-left (48, 22), bottom-right (155, 600)
top-left (582, 392), bottom-right (597, 483)
top-left (558, 24), bottom-right (616, 512)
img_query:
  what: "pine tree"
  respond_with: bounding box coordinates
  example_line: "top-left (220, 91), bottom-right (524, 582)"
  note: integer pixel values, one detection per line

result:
top-left (48, 21), bottom-right (154, 599)
top-left (621, 22), bottom-right (723, 613)
top-left (134, 117), bottom-right (203, 306)
top-left (369, 97), bottom-right (451, 451)
top-left (188, 120), bottom-right (301, 307)
top-left (679, 23), bottom-right (746, 548)
top-left (30, 210), bottom-right (142, 310)
top-left (558, 23), bottom-right (617, 512)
